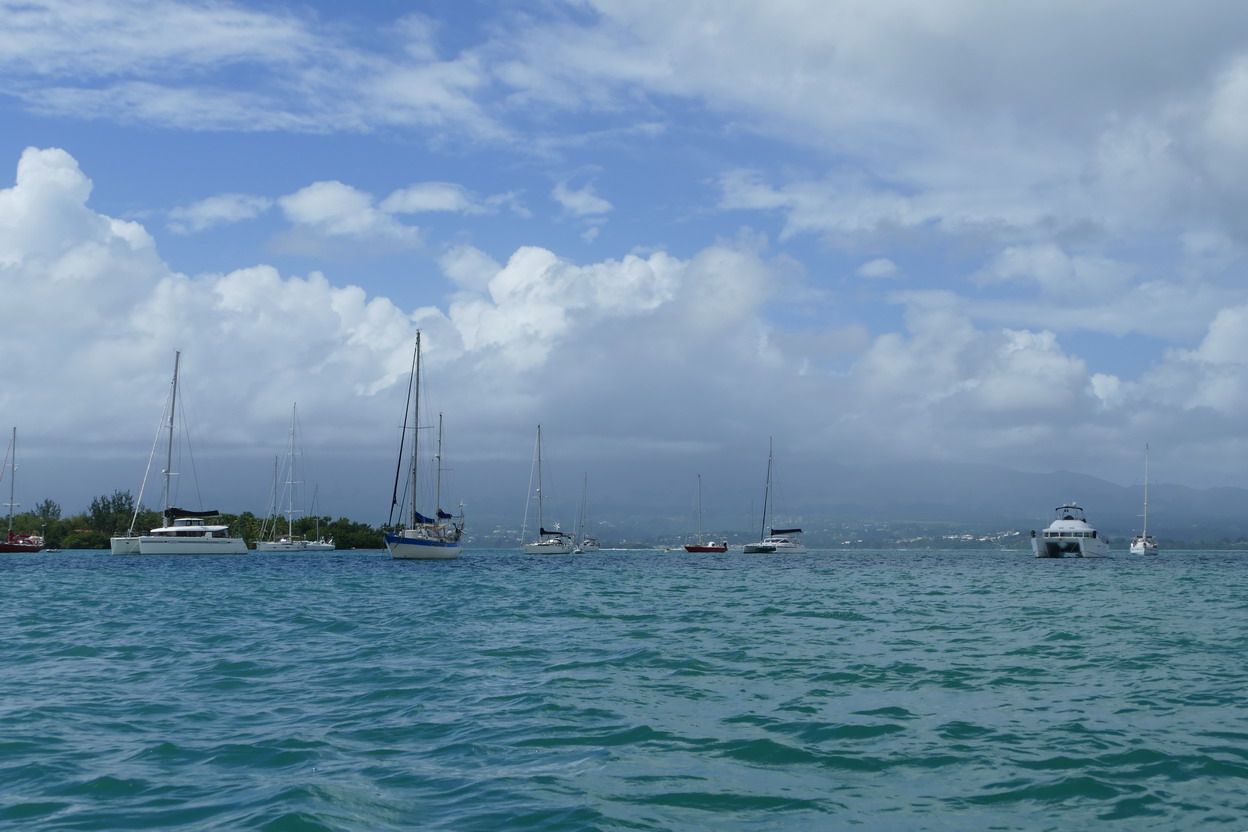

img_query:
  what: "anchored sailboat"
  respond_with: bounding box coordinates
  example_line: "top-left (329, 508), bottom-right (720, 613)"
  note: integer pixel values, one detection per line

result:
top-left (1129, 444), bottom-right (1159, 555)
top-left (743, 438), bottom-right (805, 554)
top-left (384, 333), bottom-right (464, 560)
top-left (110, 352), bottom-right (247, 555)
top-left (684, 474), bottom-right (727, 553)
top-left (257, 404), bottom-right (334, 552)
top-left (573, 473), bottom-right (600, 553)
top-left (522, 425), bottom-right (573, 554)
top-left (1, 427), bottom-right (43, 553)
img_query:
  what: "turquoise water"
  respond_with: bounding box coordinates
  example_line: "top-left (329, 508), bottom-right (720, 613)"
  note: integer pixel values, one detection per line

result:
top-left (1, 549), bottom-right (1245, 831)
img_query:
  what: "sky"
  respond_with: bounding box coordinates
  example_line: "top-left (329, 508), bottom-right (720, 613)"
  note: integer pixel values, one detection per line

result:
top-left (5, 0), bottom-right (1248, 528)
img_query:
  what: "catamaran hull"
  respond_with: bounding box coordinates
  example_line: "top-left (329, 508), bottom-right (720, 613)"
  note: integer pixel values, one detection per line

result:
top-left (385, 533), bottom-right (460, 559)
top-left (1032, 538), bottom-right (1109, 558)
top-left (111, 536), bottom-right (248, 555)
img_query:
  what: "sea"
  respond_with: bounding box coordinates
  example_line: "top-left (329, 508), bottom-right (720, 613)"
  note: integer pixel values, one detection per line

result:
top-left (1, 548), bottom-right (1245, 831)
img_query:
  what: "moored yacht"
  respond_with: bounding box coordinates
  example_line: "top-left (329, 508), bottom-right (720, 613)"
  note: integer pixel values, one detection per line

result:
top-left (742, 438), bottom-right (806, 554)
top-left (110, 352), bottom-right (247, 555)
top-left (1031, 502), bottom-right (1109, 558)
top-left (1129, 444), bottom-right (1159, 556)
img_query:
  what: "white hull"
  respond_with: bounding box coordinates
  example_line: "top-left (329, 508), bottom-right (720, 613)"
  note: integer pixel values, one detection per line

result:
top-left (385, 531), bottom-right (460, 560)
top-left (744, 536), bottom-right (806, 554)
top-left (256, 539), bottom-right (335, 552)
top-left (523, 540), bottom-right (575, 554)
top-left (1129, 536), bottom-right (1159, 555)
top-left (574, 539), bottom-right (600, 553)
top-left (111, 535), bottom-right (248, 555)
top-left (1032, 537), bottom-right (1109, 558)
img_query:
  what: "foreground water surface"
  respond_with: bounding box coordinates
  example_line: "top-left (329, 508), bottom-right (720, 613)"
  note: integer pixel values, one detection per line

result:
top-left (1, 548), bottom-right (1245, 830)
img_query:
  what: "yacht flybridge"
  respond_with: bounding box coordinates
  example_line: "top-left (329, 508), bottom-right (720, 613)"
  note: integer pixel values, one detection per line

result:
top-left (1031, 502), bottom-right (1109, 558)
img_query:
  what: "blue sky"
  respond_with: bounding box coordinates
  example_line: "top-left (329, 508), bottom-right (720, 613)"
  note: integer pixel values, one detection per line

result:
top-left (5, 0), bottom-right (1248, 525)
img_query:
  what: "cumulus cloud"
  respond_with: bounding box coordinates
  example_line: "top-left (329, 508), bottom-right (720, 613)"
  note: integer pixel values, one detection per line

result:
top-left (167, 193), bottom-right (272, 234)
top-left (857, 258), bottom-right (898, 279)
top-left (551, 180), bottom-right (612, 217)
top-left (275, 181), bottom-right (422, 252)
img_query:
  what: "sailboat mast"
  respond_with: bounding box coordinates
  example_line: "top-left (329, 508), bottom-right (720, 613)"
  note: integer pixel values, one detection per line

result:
top-left (435, 413), bottom-right (444, 517)
top-left (162, 351), bottom-right (181, 516)
top-left (408, 332), bottom-right (422, 529)
top-left (286, 403), bottom-right (298, 538)
top-left (1142, 443), bottom-right (1150, 538)
top-left (696, 473), bottom-right (704, 543)
top-left (760, 438), bottom-right (773, 541)
top-left (535, 424), bottom-right (544, 534)
top-left (6, 427), bottom-right (15, 536)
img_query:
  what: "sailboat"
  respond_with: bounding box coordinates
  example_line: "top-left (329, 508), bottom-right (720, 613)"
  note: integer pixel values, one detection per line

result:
top-left (384, 333), bottom-right (464, 559)
top-left (110, 352), bottom-right (247, 555)
top-left (573, 473), bottom-right (600, 553)
top-left (742, 438), bottom-right (806, 554)
top-left (1129, 444), bottom-right (1159, 555)
top-left (1, 427), bottom-right (43, 553)
top-left (684, 473), bottom-right (727, 553)
top-left (522, 425), bottom-right (573, 554)
top-left (256, 404), bottom-right (334, 552)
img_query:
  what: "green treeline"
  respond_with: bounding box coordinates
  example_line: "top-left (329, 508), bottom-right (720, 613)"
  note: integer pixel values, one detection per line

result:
top-left (6, 490), bottom-right (385, 549)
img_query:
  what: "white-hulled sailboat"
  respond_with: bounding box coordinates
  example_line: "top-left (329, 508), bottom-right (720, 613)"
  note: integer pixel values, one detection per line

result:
top-left (111, 352), bottom-right (247, 555)
top-left (573, 473), bottom-right (600, 553)
top-left (384, 333), bottom-right (464, 560)
top-left (256, 404), bottom-right (334, 552)
top-left (743, 438), bottom-right (806, 554)
top-left (1, 427), bottom-right (43, 553)
top-left (1129, 444), bottom-right (1159, 555)
top-left (521, 425), bottom-right (573, 554)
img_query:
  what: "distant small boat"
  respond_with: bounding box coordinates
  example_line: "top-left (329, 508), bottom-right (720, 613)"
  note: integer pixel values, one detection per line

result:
top-left (110, 352), bottom-right (247, 555)
top-left (1129, 444), bottom-right (1159, 556)
top-left (572, 473), bottom-right (600, 553)
top-left (743, 439), bottom-right (806, 554)
top-left (684, 474), bottom-right (727, 553)
top-left (522, 425), bottom-right (573, 554)
top-left (1031, 502), bottom-right (1109, 558)
top-left (256, 404), bottom-right (334, 552)
top-left (384, 333), bottom-right (464, 560)
top-left (0, 427), bottom-right (43, 553)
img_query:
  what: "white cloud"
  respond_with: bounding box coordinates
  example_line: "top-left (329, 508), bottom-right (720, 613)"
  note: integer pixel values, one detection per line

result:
top-left (857, 258), bottom-right (897, 279)
top-left (381, 182), bottom-right (528, 216)
top-left (276, 180), bottom-right (421, 248)
top-left (167, 193), bottom-right (272, 234)
top-left (551, 180), bottom-right (612, 217)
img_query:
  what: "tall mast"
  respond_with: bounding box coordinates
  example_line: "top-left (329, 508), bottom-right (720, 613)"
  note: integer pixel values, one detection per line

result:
top-left (1142, 443), bottom-right (1150, 538)
top-left (435, 412), bottom-right (444, 517)
top-left (5, 427), bottom-right (15, 536)
top-left (760, 437), bottom-right (773, 541)
top-left (408, 332), bottom-right (422, 529)
top-left (696, 473), bottom-right (704, 543)
top-left (535, 424), bottom-right (544, 534)
top-left (161, 351), bottom-right (181, 516)
top-left (284, 403), bottom-right (303, 537)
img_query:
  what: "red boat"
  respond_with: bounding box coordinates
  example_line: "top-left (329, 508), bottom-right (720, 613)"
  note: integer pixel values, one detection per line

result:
top-left (0, 530), bottom-right (43, 553)
top-left (682, 474), bottom-right (728, 553)
top-left (683, 541), bottom-right (728, 553)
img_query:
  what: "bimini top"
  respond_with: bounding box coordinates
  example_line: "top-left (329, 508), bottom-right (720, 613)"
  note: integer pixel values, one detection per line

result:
top-left (1051, 503), bottom-right (1088, 523)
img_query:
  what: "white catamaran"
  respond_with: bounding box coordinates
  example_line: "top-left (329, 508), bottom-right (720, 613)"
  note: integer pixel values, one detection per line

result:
top-left (743, 438), bottom-right (806, 554)
top-left (111, 351), bottom-right (247, 555)
top-left (384, 333), bottom-right (464, 559)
